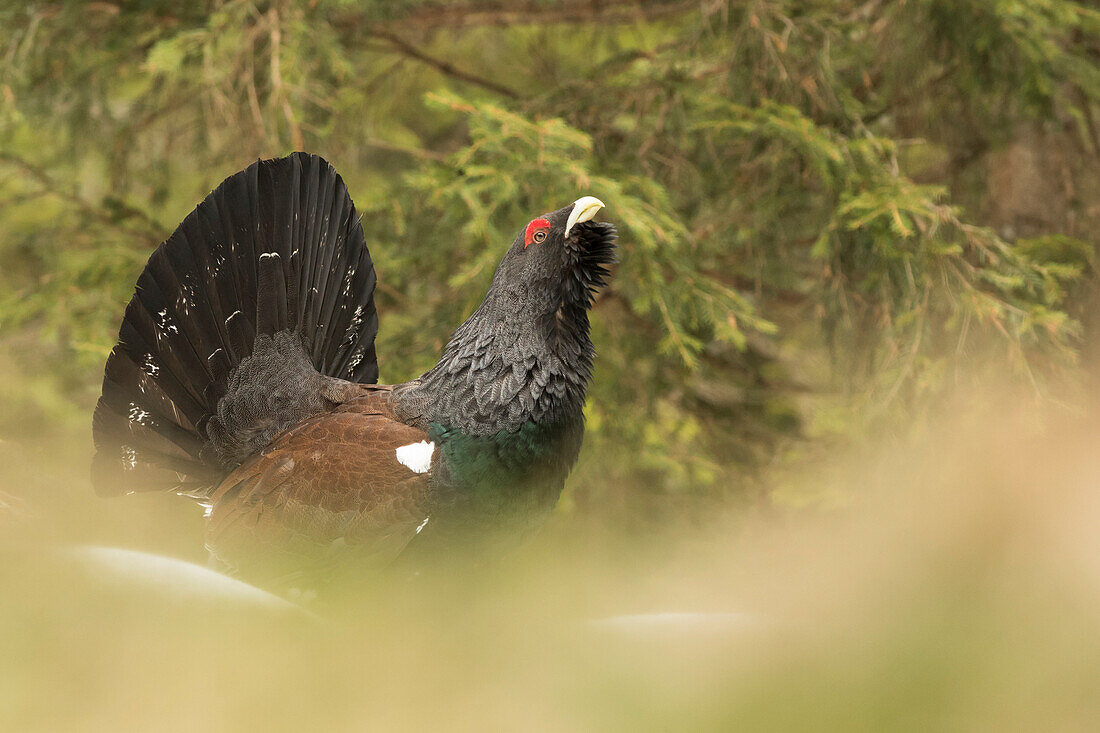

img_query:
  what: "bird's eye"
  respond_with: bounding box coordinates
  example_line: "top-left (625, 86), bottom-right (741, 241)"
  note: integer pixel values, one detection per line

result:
top-left (524, 218), bottom-right (552, 248)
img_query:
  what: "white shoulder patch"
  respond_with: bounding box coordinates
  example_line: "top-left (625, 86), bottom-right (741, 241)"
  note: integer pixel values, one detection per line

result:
top-left (395, 440), bottom-right (435, 474)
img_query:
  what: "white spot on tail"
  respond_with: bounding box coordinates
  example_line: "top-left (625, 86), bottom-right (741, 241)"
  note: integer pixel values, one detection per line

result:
top-left (346, 349), bottom-right (364, 372)
top-left (121, 446), bottom-right (137, 470)
top-left (141, 353), bottom-right (159, 377)
top-left (395, 441), bottom-right (434, 474)
top-left (127, 402), bottom-right (151, 425)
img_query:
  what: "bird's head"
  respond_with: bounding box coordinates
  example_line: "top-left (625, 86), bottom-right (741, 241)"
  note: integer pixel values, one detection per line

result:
top-left (487, 196), bottom-right (617, 320)
top-left (414, 197), bottom-right (617, 428)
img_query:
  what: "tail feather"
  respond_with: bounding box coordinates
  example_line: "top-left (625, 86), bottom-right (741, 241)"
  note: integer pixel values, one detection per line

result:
top-left (92, 153), bottom-right (379, 497)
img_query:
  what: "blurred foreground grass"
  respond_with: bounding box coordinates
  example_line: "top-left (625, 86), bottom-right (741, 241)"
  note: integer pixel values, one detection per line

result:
top-left (3, 377), bottom-right (1100, 731)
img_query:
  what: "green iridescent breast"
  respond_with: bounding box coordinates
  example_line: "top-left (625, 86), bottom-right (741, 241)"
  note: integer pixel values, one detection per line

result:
top-left (428, 416), bottom-right (584, 517)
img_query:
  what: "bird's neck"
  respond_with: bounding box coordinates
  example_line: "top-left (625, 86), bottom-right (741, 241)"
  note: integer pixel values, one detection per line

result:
top-left (412, 295), bottom-right (594, 438)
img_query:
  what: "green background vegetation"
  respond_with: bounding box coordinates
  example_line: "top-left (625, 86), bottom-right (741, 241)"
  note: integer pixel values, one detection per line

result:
top-left (2, 2), bottom-right (1100, 730)
top-left (2, 0), bottom-right (1098, 512)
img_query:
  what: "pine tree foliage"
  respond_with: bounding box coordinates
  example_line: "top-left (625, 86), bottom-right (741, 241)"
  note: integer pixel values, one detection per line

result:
top-left (1, 0), bottom-right (1097, 509)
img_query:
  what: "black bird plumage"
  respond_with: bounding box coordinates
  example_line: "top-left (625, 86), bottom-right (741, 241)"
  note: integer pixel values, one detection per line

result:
top-left (92, 153), bottom-right (615, 575)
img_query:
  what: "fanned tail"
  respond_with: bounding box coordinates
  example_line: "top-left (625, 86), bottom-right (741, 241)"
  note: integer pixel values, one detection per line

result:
top-left (92, 153), bottom-right (379, 497)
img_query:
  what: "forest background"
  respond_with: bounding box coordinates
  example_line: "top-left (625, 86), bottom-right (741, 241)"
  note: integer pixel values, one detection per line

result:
top-left (4, 3), bottom-right (1100, 729)
top-left (1, 0), bottom-right (1098, 524)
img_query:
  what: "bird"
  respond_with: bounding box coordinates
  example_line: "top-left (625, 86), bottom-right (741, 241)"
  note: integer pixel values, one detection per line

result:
top-left (91, 152), bottom-right (616, 582)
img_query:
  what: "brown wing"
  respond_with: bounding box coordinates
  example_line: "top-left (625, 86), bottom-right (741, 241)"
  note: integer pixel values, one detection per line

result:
top-left (204, 388), bottom-right (435, 579)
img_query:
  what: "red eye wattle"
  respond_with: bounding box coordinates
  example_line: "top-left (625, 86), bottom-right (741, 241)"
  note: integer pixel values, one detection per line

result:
top-left (524, 218), bottom-right (551, 248)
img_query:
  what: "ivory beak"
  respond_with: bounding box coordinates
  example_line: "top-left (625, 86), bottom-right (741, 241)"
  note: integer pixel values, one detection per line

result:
top-left (564, 196), bottom-right (605, 238)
